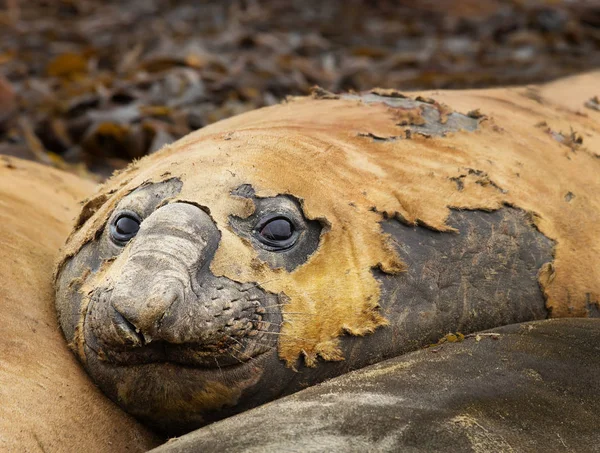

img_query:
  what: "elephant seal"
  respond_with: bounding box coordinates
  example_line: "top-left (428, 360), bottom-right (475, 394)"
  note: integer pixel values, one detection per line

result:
top-left (55, 71), bottom-right (600, 434)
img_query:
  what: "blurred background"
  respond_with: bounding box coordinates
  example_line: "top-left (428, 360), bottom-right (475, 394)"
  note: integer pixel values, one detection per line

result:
top-left (1, 0), bottom-right (599, 178)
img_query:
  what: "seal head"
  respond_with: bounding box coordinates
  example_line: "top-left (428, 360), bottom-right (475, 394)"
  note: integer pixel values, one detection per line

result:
top-left (56, 176), bottom-right (325, 433)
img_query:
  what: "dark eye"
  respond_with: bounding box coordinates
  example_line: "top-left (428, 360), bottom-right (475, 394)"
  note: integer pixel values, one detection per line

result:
top-left (256, 216), bottom-right (297, 250)
top-left (261, 218), bottom-right (293, 241)
top-left (110, 212), bottom-right (141, 244)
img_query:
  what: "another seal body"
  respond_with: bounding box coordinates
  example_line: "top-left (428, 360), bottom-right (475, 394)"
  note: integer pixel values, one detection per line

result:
top-left (0, 157), bottom-right (158, 452)
top-left (55, 71), bottom-right (600, 433)
top-left (151, 318), bottom-right (600, 453)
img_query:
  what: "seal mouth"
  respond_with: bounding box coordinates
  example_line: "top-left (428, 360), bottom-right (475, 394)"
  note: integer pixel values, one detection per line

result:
top-left (85, 338), bottom-right (272, 369)
top-left (82, 278), bottom-right (282, 369)
top-left (83, 341), bottom-right (275, 372)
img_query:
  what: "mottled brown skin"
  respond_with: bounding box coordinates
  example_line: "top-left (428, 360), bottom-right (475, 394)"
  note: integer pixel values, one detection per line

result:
top-left (55, 72), bottom-right (600, 434)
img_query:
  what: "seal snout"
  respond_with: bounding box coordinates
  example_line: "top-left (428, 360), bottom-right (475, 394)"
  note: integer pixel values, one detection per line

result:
top-left (98, 201), bottom-right (216, 349)
top-left (112, 308), bottom-right (144, 347)
top-left (111, 284), bottom-right (181, 346)
top-left (85, 201), bottom-right (281, 367)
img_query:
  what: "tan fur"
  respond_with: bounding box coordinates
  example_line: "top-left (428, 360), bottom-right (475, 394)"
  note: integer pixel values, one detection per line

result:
top-left (59, 71), bottom-right (600, 367)
top-left (0, 157), bottom-right (159, 452)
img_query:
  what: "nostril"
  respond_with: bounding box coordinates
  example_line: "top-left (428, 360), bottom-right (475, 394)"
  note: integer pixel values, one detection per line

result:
top-left (112, 308), bottom-right (144, 347)
top-left (151, 290), bottom-right (179, 327)
top-left (110, 286), bottom-right (181, 347)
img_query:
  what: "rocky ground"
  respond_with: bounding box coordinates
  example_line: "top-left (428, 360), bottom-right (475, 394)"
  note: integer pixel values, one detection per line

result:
top-left (1, 0), bottom-right (599, 178)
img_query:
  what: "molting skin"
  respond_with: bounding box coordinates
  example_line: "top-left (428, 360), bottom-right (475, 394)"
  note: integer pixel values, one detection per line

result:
top-left (56, 180), bottom-right (324, 433)
top-left (55, 72), bottom-right (600, 434)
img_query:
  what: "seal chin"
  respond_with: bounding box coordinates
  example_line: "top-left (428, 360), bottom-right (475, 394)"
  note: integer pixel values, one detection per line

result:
top-left (82, 342), bottom-right (273, 434)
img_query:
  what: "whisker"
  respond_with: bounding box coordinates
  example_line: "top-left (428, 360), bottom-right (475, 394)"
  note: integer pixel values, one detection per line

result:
top-left (255, 330), bottom-right (291, 336)
top-left (260, 303), bottom-right (288, 309)
top-left (242, 342), bottom-right (277, 352)
top-left (258, 320), bottom-right (286, 327)
top-left (278, 311), bottom-right (315, 316)
top-left (226, 337), bottom-right (257, 362)
top-left (227, 335), bottom-right (254, 352)
top-left (226, 336), bottom-right (276, 364)
top-left (255, 330), bottom-right (313, 342)
top-left (227, 350), bottom-right (247, 364)
top-left (241, 277), bottom-right (283, 292)
top-left (259, 302), bottom-right (316, 314)
top-left (214, 357), bottom-right (223, 377)
top-left (229, 345), bottom-right (250, 361)
top-left (228, 335), bottom-right (276, 353)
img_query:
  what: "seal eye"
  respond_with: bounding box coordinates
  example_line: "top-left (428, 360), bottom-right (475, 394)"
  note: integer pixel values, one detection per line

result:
top-left (110, 212), bottom-right (141, 244)
top-left (260, 218), bottom-right (293, 241)
top-left (256, 216), bottom-right (298, 250)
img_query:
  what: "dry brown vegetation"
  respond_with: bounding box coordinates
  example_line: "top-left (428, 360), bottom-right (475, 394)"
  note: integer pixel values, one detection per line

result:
top-left (0, 0), bottom-right (599, 176)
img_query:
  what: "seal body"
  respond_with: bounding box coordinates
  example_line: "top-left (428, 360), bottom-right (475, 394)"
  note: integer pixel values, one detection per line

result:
top-left (0, 157), bottom-right (159, 452)
top-left (151, 318), bottom-right (600, 453)
top-left (55, 71), bottom-right (600, 434)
